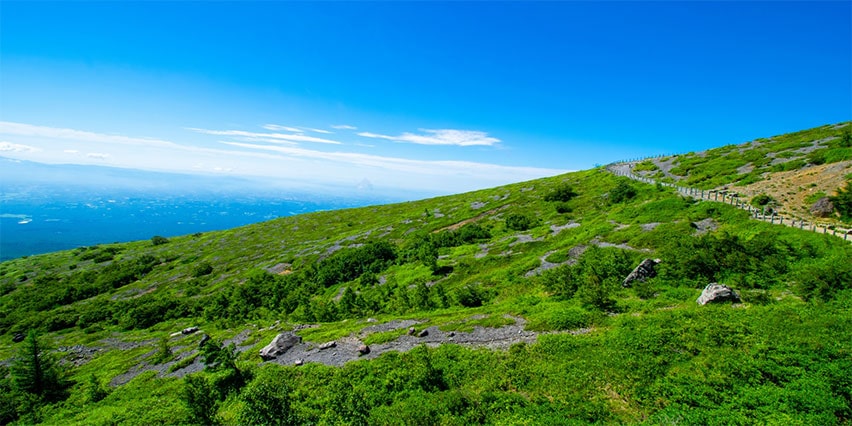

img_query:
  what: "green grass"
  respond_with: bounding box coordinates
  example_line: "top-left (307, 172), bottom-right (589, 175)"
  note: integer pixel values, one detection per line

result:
top-left (1, 122), bottom-right (851, 425)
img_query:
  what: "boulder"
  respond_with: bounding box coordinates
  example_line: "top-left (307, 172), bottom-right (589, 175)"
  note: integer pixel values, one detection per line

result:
top-left (358, 344), bottom-right (370, 355)
top-left (294, 359), bottom-right (304, 366)
top-left (810, 197), bottom-right (835, 218)
top-left (318, 341), bottom-right (337, 350)
top-left (12, 333), bottom-right (24, 343)
top-left (417, 329), bottom-right (429, 338)
top-left (697, 283), bottom-right (741, 305)
top-left (198, 334), bottom-right (211, 348)
top-left (622, 258), bottom-right (661, 287)
top-left (181, 326), bottom-right (199, 335)
top-left (259, 332), bottom-right (301, 360)
top-left (408, 327), bottom-right (416, 335)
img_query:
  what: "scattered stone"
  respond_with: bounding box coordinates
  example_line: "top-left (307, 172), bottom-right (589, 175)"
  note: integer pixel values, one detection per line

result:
top-left (260, 332), bottom-right (302, 360)
top-left (367, 318), bottom-right (378, 323)
top-left (198, 334), bottom-right (211, 348)
top-left (691, 218), bottom-right (718, 235)
top-left (318, 341), bottom-right (337, 350)
top-left (358, 344), bottom-right (370, 355)
top-left (697, 283), bottom-right (741, 305)
top-left (448, 332), bottom-right (455, 337)
top-left (294, 359), bottom-right (304, 366)
top-left (622, 258), bottom-right (661, 287)
top-left (181, 326), bottom-right (199, 335)
top-left (810, 197), bottom-right (835, 218)
top-left (408, 327), bottom-right (416, 335)
top-left (13, 333), bottom-right (25, 343)
top-left (417, 329), bottom-right (429, 338)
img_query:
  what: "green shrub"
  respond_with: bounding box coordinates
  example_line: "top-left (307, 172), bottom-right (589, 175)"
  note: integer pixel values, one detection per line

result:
top-left (505, 213), bottom-right (535, 231)
top-left (544, 183), bottom-right (578, 202)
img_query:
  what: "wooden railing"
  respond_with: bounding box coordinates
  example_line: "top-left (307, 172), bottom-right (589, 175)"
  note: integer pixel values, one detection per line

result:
top-left (604, 160), bottom-right (852, 243)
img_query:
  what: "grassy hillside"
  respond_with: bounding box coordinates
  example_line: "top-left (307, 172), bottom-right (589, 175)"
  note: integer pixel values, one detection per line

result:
top-left (631, 122), bottom-right (852, 223)
top-left (1, 123), bottom-right (851, 425)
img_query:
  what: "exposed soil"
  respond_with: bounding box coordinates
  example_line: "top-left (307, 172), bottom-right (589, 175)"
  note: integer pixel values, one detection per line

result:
top-left (735, 160), bottom-right (851, 220)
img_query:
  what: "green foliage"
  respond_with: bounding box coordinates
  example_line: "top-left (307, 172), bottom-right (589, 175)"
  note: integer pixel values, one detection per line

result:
top-left (192, 261), bottom-right (213, 277)
top-left (751, 193), bottom-right (774, 207)
top-left (150, 235), bottom-right (169, 246)
top-left (1, 121), bottom-right (852, 425)
top-left (237, 366), bottom-right (298, 426)
top-left (505, 213), bottom-right (535, 231)
top-left (84, 373), bottom-right (108, 404)
top-left (152, 336), bottom-right (172, 364)
top-left (543, 183), bottom-right (578, 202)
top-left (10, 330), bottom-right (69, 403)
top-left (316, 241), bottom-right (397, 287)
top-left (609, 179), bottom-right (638, 203)
top-left (181, 374), bottom-right (220, 425)
top-left (829, 179), bottom-right (852, 220)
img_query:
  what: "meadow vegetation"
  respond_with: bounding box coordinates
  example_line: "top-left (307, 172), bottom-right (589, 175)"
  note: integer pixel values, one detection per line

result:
top-left (0, 123), bottom-right (851, 424)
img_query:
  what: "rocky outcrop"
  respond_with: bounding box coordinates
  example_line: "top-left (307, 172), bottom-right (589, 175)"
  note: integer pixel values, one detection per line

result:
top-left (260, 332), bottom-right (301, 360)
top-left (622, 258), bottom-right (661, 287)
top-left (697, 283), bottom-right (741, 305)
top-left (810, 197), bottom-right (835, 218)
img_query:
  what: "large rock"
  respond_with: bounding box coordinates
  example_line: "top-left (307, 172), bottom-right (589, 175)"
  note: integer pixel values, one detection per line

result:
top-left (810, 197), bottom-right (835, 218)
top-left (697, 283), bottom-right (741, 305)
top-left (259, 332), bottom-right (301, 360)
top-left (622, 258), bottom-right (661, 287)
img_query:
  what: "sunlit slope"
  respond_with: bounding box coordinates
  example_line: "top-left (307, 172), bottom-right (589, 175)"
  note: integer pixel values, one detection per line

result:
top-left (0, 122), bottom-right (850, 425)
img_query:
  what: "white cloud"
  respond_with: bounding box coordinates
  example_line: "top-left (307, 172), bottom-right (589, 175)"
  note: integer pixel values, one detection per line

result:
top-left (301, 127), bottom-right (333, 134)
top-left (262, 124), bottom-right (302, 132)
top-left (0, 121), bottom-right (175, 148)
top-left (0, 141), bottom-right (41, 153)
top-left (357, 129), bottom-right (500, 146)
top-left (0, 121), bottom-right (564, 195)
top-left (220, 141), bottom-right (562, 179)
top-left (331, 124), bottom-right (358, 130)
top-left (187, 128), bottom-right (342, 145)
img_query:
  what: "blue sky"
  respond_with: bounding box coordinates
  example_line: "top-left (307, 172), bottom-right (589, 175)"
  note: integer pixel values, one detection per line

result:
top-left (1, 1), bottom-right (850, 195)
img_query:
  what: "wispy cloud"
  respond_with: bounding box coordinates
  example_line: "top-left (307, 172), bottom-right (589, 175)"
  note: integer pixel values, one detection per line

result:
top-left (187, 128), bottom-right (342, 145)
top-left (332, 124), bottom-right (358, 130)
top-left (0, 141), bottom-right (41, 153)
top-left (262, 124), bottom-right (302, 132)
top-left (357, 129), bottom-right (500, 147)
top-left (221, 141), bottom-right (561, 178)
top-left (0, 121), bottom-right (564, 194)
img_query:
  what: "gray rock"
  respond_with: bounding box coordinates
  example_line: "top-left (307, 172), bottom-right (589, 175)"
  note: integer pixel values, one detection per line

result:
top-left (417, 329), bottom-right (429, 338)
top-left (358, 344), bottom-right (370, 355)
top-left (622, 258), bottom-right (661, 287)
top-left (198, 334), bottom-right (211, 348)
top-left (294, 359), bottom-right (304, 366)
top-left (810, 197), bottom-right (835, 218)
top-left (181, 326), bottom-right (199, 335)
top-left (697, 283), bottom-right (741, 305)
top-left (408, 327), bottom-right (416, 335)
top-left (12, 333), bottom-right (24, 343)
top-left (318, 341), bottom-right (336, 350)
top-left (259, 332), bottom-right (301, 360)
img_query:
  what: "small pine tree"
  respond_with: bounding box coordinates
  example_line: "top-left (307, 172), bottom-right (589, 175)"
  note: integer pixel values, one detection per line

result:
top-left (10, 330), bottom-right (68, 403)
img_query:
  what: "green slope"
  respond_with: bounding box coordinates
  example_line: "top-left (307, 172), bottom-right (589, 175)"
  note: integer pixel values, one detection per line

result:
top-left (1, 123), bottom-right (851, 425)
